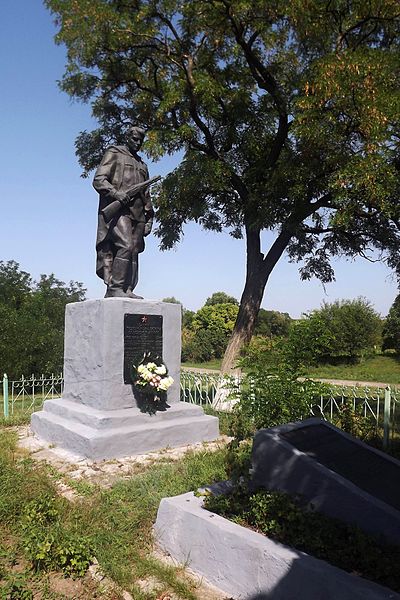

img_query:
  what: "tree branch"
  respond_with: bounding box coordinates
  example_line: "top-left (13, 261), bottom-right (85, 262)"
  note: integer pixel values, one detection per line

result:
top-left (218, 0), bottom-right (288, 170)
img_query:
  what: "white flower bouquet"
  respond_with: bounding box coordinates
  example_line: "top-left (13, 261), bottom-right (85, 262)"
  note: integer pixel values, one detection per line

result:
top-left (131, 352), bottom-right (174, 401)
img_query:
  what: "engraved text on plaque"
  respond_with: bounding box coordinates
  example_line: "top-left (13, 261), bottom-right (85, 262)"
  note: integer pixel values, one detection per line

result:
top-left (123, 314), bottom-right (163, 384)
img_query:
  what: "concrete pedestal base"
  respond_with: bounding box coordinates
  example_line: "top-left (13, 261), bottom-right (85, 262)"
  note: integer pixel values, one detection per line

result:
top-left (31, 398), bottom-right (218, 460)
top-left (31, 298), bottom-right (219, 460)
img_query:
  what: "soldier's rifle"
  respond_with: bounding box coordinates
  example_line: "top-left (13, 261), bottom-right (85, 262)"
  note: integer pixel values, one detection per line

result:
top-left (102, 175), bottom-right (161, 223)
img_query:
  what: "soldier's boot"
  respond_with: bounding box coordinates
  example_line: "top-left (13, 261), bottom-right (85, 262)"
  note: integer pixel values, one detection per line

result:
top-left (126, 253), bottom-right (143, 299)
top-left (105, 257), bottom-right (129, 298)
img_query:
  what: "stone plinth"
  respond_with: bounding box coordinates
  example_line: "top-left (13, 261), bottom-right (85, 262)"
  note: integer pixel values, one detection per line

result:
top-left (31, 298), bottom-right (219, 460)
top-left (63, 298), bottom-right (181, 409)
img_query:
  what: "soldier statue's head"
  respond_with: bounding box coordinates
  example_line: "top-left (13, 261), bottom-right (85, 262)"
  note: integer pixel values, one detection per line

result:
top-left (127, 126), bottom-right (146, 154)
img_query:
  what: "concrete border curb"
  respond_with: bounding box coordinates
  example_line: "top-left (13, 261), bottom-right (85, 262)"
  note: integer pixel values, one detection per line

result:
top-left (155, 492), bottom-right (400, 600)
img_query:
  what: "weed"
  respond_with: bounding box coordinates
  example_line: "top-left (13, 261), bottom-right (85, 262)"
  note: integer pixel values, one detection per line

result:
top-left (21, 495), bottom-right (93, 577)
top-left (56, 535), bottom-right (93, 578)
top-left (62, 478), bottom-right (96, 497)
top-left (0, 425), bottom-right (227, 597)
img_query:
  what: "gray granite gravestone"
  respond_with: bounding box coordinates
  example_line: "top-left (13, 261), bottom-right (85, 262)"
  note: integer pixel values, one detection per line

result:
top-left (250, 418), bottom-right (400, 546)
top-left (31, 298), bottom-right (219, 460)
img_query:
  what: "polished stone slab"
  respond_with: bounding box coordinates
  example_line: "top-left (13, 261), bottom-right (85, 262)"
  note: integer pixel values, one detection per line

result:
top-left (250, 418), bottom-right (400, 545)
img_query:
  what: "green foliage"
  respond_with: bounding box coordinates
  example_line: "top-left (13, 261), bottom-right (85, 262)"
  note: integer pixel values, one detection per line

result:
top-left (383, 294), bottom-right (400, 353)
top-left (230, 365), bottom-right (327, 443)
top-left (333, 398), bottom-right (377, 441)
top-left (254, 309), bottom-right (292, 337)
top-left (285, 298), bottom-right (383, 366)
top-left (182, 302), bottom-right (239, 362)
top-left (161, 296), bottom-right (181, 305)
top-left (45, 0), bottom-right (400, 367)
top-left (225, 337), bottom-right (329, 479)
top-left (55, 536), bottom-right (93, 578)
top-left (181, 327), bottom-right (226, 362)
top-left (204, 292), bottom-right (238, 306)
top-left (204, 488), bottom-right (400, 592)
top-left (0, 261), bottom-right (86, 378)
top-left (191, 303), bottom-right (239, 333)
top-left (21, 495), bottom-right (93, 577)
top-left (182, 308), bottom-right (195, 328)
top-left (0, 574), bottom-right (33, 599)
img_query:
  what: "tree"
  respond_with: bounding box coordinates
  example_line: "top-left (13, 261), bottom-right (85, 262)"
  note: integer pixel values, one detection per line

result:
top-left (286, 298), bottom-right (382, 365)
top-left (0, 260), bottom-right (32, 310)
top-left (254, 309), bottom-right (292, 338)
top-left (162, 296), bottom-right (195, 327)
top-left (182, 302), bottom-right (239, 361)
top-left (162, 296), bottom-right (181, 304)
top-left (0, 261), bottom-right (86, 378)
top-left (383, 294), bottom-right (400, 353)
top-left (205, 292), bottom-right (239, 306)
top-left (46, 0), bottom-right (400, 372)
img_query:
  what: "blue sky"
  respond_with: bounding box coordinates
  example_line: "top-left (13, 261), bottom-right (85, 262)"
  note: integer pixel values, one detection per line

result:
top-left (0, 0), bottom-right (397, 317)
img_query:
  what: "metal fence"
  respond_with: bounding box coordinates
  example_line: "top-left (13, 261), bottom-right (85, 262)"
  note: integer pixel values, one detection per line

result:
top-left (1, 373), bottom-right (64, 418)
top-left (179, 372), bottom-right (400, 448)
top-left (2, 370), bottom-right (399, 448)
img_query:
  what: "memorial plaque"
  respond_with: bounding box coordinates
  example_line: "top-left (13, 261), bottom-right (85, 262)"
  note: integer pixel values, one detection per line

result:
top-left (123, 314), bottom-right (163, 384)
top-left (250, 419), bottom-right (400, 545)
top-left (281, 424), bottom-right (400, 511)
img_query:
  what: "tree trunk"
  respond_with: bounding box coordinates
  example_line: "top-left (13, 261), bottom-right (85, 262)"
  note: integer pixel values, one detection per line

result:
top-left (220, 226), bottom-right (292, 374)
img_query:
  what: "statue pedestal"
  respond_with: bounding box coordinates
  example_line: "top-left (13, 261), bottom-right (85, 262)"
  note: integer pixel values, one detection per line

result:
top-left (31, 299), bottom-right (219, 460)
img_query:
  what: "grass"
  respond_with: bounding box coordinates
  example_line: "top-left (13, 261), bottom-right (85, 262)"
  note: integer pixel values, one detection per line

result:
top-left (0, 427), bottom-right (229, 599)
top-left (182, 359), bottom-right (222, 371)
top-left (183, 355), bottom-right (400, 385)
top-left (306, 355), bottom-right (400, 385)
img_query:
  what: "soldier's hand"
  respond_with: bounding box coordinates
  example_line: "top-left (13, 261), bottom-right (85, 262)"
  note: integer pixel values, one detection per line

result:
top-left (114, 191), bottom-right (130, 205)
top-left (144, 220), bottom-right (153, 236)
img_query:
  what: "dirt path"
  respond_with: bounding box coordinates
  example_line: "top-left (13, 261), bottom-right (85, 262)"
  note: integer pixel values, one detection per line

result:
top-left (182, 366), bottom-right (394, 388)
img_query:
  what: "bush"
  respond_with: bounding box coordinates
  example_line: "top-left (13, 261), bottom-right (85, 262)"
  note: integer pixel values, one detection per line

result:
top-left (254, 309), bottom-right (292, 337)
top-left (182, 302), bottom-right (239, 362)
top-left (333, 398), bottom-right (377, 441)
top-left (383, 294), bottom-right (400, 354)
top-left (230, 365), bottom-right (327, 443)
top-left (285, 298), bottom-right (383, 366)
top-left (225, 343), bottom-right (328, 481)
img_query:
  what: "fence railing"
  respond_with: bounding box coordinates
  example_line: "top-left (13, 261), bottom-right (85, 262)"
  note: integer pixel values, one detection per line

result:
top-left (2, 373), bottom-right (64, 418)
top-left (2, 371), bottom-right (399, 449)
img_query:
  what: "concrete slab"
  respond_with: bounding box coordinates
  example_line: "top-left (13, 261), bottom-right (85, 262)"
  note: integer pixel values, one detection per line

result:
top-left (155, 492), bottom-right (400, 600)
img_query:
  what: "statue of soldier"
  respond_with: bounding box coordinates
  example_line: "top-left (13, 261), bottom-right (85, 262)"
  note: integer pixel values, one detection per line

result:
top-left (93, 126), bottom-right (155, 298)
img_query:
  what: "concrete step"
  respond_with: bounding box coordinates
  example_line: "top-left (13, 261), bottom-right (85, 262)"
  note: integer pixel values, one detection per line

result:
top-left (41, 397), bottom-right (205, 430)
top-left (31, 406), bottom-right (219, 460)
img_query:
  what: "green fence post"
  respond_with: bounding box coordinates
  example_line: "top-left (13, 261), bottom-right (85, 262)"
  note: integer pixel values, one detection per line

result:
top-left (3, 374), bottom-right (9, 419)
top-left (383, 386), bottom-right (391, 450)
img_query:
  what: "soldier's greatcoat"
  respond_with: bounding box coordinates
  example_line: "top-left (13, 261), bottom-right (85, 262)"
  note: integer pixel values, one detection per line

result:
top-left (93, 145), bottom-right (153, 281)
